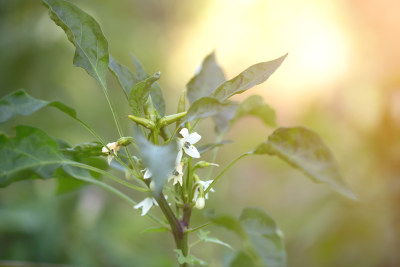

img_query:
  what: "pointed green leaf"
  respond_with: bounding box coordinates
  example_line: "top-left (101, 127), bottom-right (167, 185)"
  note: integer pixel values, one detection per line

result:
top-left (109, 55), bottom-right (138, 98)
top-left (0, 89), bottom-right (79, 124)
top-left (240, 208), bottom-right (286, 267)
top-left (253, 127), bottom-right (357, 200)
top-left (62, 141), bottom-right (104, 158)
top-left (135, 132), bottom-right (177, 194)
top-left (42, 0), bottom-right (109, 87)
top-left (198, 230), bottom-right (232, 249)
top-left (211, 54), bottom-right (287, 101)
top-left (187, 52), bottom-right (226, 104)
top-left (213, 102), bottom-right (239, 135)
top-left (232, 95), bottom-right (276, 127)
top-left (184, 97), bottom-right (237, 123)
top-left (129, 72), bottom-right (161, 117)
top-left (131, 53), bottom-right (166, 116)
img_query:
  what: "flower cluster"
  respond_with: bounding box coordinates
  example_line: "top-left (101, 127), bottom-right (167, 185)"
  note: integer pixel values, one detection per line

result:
top-left (131, 128), bottom-right (216, 216)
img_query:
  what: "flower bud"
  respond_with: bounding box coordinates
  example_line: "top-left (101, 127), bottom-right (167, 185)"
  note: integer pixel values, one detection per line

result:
top-left (195, 197), bottom-right (205, 210)
top-left (149, 181), bottom-right (155, 191)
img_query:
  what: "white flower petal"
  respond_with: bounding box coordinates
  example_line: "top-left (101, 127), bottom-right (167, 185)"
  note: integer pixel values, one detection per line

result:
top-left (134, 197), bottom-right (154, 216)
top-left (143, 168), bottom-right (152, 179)
top-left (183, 145), bottom-right (200, 158)
top-left (186, 132), bottom-right (201, 144)
top-left (176, 150), bottom-right (183, 165)
top-left (179, 128), bottom-right (189, 138)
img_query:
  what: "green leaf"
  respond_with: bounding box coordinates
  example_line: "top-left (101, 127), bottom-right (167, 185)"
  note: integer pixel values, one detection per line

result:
top-left (213, 101), bottom-right (239, 135)
top-left (131, 53), bottom-right (166, 116)
top-left (174, 249), bottom-right (208, 266)
top-left (198, 230), bottom-right (232, 249)
top-left (211, 54), bottom-right (287, 101)
top-left (230, 251), bottom-right (255, 267)
top-left (206, 211), bottom-right (246, 239)
top-left (207, 208), bottom-right (286, 267)
top-left (253, 127), bottom-right (357, 200)
top-left (109, 55), bottom-right (138, 98)
top-left (184, 97), bottom-right (237, 123)
top-left (232, 95), bottom-right (276, 127)
top-left (240, 208), bottom-right (286, 267)
top-left (129, 72), bottom-right (161, 117)
top-left (0, 126), bottom-right (71, 187)
top-left (42, 0), bottom-right (109, 87)
top-left (62, 141), bottom-right (104, 158)
top-left (0, 89), bottom-right (77, 123)
top-left (187, 52), bottom-right (226, 104)
top-left (134, 131), bottom-right (177, 194)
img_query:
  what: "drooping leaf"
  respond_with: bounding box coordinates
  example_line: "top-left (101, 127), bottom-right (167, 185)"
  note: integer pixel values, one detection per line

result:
top-left (186, 52), bottom-right (226, 104)
top-left (197, 140), bottom-right (233, 154)
top-left (131, 53), bottom-right (166, 116)
top-left (134, 131), bottom-right (177, 194)
top-left (184, 97), bottom-right (237, 123)
top-left (128, 72), bottom-right (161, 117)
top-left (232, 95), bottom-right (276, 127)
top-left (253, 127), bottom-right (357, 200)
top-left (198, 230), bottom-right (232, 249)
top-left (42, 0), bottom-right (109, 87)
top-left (109, 55), bottom-right (138, 98)
top-left (174, 249), bottom-right (208, 266)
top-left (239, 208), bottom-right (286, 267)
top-left (230, 251), bottom-right (255, 267)
top-left (211, 54), bottom-right (287, 102)
top-left (0, 89), bottom-right (77, 123)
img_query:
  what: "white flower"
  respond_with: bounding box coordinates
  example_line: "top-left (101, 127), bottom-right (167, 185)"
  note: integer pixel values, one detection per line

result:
top-left (168, 162), bottom-right (184, 186)
top-left (133, 197), bottom-right (158, 216)
top-left (176, 128), bottom-right (201, 162)
top-left (142, 168), bottom-right (152, 179)
top-left (193, 180), bottom-right (215, 201)
top-left (102, 142), bottom-right (121, 165)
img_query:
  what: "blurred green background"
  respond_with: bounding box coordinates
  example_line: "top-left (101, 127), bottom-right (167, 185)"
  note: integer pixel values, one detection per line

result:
top-left (1, 0), bottom-right (400, 266)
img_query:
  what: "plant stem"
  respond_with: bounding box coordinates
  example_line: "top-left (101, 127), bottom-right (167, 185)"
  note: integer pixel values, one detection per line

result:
top-left (205, 152), bottom-right (250, 194)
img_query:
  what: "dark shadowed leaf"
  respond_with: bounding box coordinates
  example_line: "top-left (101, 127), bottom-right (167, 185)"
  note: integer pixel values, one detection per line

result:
top-left (109, 55), bottom-right (138, 98)
top-left (211, 54), bottom-right (287, 101)
top-left (129, 72), bottom-right (161, 117)
top-left (232, 95), bottom-right (276, 127)
top-left (184, 97), bottom-right (236, 123)
top-left (239, 208), bottom-right (286, 267)
top-left (131, 53), bottom-right (165, 116)
top-left (253, 127), bottom-right (357, 200)
top-left (186, 52), bottom-right (226, 104)
top-left (134, 132), bottom-right (177, 194)
top-left (0, 89), bottom-right (77, 123)
top-left (42, 0), bottom-right (109, 87)
top-left (0, 126), bottom-right (70, 187)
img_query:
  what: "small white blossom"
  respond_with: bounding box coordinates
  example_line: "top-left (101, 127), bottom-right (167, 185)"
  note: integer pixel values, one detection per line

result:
top-left (168, 162), bottom-right (184, 186)
top-left (133, 197), bottom-right (158, 216)
top-left (193, 180), bottom-right (215, 202)
top-left (102, 142), bottom-right (121, 165)
top-left (176, 128), bottom-right (201, 162)
top-left (142, 168), bottom-right (152, 179)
